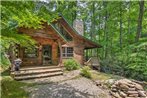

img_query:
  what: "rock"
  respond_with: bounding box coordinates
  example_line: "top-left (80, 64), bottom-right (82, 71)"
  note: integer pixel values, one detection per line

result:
top-left (138, 91), bottom-right (147, 97)
top-left (125, 97), bottom-right (136, 98)
top-left (119, 84), bottom-right (129, 90)
top-left (127, 91), bottom-right (138, 94)
top-left (128, 93), bottom-right (138, 97)
top-left (111, 88), bottom-right (117, 92)
top-left (127, 84), bottom-right (135, 88)
top-left (119, 91), bottom-right (127, 98)
top-left (95, 80), bottom-right (102, 86)
top-left (111, 84), bottom-right (117, 88)
top-left (105, 79), bottom-right (115, 85)
top-left (118, 81), bottom-right (128, 86)
top-left (128, 87), bottom-right (136, 91)
top-left (102, 85), bottom-right (108, 89)
top-left (134, 83), bottom-right (143, 90)
top-left (122, 79), bottom-right (132, 83)
top-left (114, 92), bottom-right (121, 98)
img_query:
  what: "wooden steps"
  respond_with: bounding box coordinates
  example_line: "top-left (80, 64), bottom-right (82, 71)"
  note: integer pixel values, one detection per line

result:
top-left (11, 66), bottom-right (63, 80)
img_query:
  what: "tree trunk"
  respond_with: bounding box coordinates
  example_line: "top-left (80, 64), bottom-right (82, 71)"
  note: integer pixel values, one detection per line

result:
top-left (71, 1), bottom-right (77, 25)
top-left (8, 44), bottom-right (16, 70)
top-left (127, 1), bottom-right (131, 34)
top-left (135, 1), bottom-right (144, 42)
top-left (128, 1), bottom-right (131, 43)
top-left (119, 2), bottom-right (123, 49)
top-left (104, 1), bottom-right (108, 59)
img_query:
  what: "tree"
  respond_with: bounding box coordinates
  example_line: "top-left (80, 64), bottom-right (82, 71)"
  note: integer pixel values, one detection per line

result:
top-left (135, 1), bottom-right (145, 42)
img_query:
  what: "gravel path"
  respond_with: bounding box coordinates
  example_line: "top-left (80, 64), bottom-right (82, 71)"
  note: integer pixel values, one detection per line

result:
top-left (23, 70), bottom-right (111, 98)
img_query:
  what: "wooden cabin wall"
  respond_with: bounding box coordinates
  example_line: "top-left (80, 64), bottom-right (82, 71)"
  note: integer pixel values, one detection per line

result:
top-left (19, 28), bottom-right (59, 66)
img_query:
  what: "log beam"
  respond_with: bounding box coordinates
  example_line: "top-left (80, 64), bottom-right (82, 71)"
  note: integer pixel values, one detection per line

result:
top-left (57, 40), bottom-right (63, 66)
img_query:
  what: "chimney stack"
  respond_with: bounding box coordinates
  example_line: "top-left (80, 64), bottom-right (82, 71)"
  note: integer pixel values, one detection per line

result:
top-left (73, 19), bottom-right (84, 35)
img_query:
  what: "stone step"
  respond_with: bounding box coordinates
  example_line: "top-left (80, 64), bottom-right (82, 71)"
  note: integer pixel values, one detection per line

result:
top-left (13, 68), bottom-right (62, 76)
top-left (18, 66), bottom-right (61, 71)
top-left (14, 71), bottom-right (63, 80)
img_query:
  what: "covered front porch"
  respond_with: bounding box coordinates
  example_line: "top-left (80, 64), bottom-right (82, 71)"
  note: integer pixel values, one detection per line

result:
top-left (18, 36), bottom-right (63, 67)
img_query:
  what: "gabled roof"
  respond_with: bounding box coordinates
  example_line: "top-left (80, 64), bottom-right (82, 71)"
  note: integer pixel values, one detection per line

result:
top-left (19, 14), bottom-right (102, 49)
top-left (51, 14), bottom-right (102, 49)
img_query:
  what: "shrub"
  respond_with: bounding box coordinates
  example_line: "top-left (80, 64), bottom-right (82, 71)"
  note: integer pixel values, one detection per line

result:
top-left (64, 59), bottom-right (80, 71)
top-left (80, 66), bottom-right (92, 78)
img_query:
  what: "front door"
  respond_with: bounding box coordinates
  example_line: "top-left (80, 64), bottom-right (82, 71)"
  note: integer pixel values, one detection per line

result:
top-left (42, 45), bottom-right (52, 65)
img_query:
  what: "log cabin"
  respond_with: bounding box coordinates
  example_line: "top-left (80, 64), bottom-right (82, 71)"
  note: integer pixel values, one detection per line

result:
top-left (12, 15), bottom-right (101, 80)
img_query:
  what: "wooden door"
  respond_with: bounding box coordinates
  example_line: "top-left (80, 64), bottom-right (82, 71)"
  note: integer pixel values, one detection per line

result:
top-left (42, 45), bottom-right (52, 65)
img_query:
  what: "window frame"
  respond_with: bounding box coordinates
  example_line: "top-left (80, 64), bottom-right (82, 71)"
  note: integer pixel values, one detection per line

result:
top-left (23, 47), bottom-right (38, 58)
top-left (62, 47), bottom-right (73, 58)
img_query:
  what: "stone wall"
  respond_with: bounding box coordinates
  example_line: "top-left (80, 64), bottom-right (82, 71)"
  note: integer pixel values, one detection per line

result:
top-left (110, 79), bottom-right (147, 98)
top-left (73, 38), bottom-right (84, 65)
top-left (73, 19), bottom-right (84, 35)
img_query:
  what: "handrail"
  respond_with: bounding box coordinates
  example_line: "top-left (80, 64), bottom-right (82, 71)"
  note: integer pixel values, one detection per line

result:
top-left (84, 57), bottom-right (92, 65)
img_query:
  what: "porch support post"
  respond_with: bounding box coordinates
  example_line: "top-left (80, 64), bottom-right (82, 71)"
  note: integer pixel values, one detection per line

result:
top-left (38, 44), bottom-right (42, 65)
top-left (57, 40), bottom-right (62, 66)
top-left (8, 44), bottom-right (16, 71)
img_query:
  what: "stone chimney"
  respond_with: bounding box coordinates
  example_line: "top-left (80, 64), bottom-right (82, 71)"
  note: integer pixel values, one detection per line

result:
top-left (73, 19), bottom-right (84, 35)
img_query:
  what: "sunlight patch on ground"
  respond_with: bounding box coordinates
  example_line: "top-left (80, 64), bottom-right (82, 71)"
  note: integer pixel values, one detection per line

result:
top-left (90, 70), bottom-right (122, 81)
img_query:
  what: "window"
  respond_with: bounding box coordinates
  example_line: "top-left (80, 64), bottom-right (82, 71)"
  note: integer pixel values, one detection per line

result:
top-left (53, 23), bottom-right (73, 41)
top-left (60, 26), bottom-right (73, 41)
top-left (62, 47), bottom-right (73, 58)
top-left (24, 47), bottom-right (38, 58)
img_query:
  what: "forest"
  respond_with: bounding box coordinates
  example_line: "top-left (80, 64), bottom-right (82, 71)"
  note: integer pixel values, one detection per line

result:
top-left (1, 0), bottom-right (147, 82)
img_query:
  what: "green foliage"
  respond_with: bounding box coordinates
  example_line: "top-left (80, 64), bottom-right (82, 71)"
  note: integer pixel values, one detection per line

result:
top-left (0, 34), bottom-right (36, 69)
top-left (1, 77), bottom-right (29, 98)
top-left (80, 66), bottom-right (92, 78)
top-left (64, 59), bottom-right (80, 71)
top-left (125, 38), bottom-right (147, 81)
top-left (0, 1), bottom-right (60, 68)
top-left (0, 52), bottom-right (11, 70)
top-left (100, 38), bottom-right (147, 81)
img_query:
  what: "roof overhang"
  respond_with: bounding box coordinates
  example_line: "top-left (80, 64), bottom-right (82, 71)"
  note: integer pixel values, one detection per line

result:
top-left (55, 15), bottom-right (102, 49)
